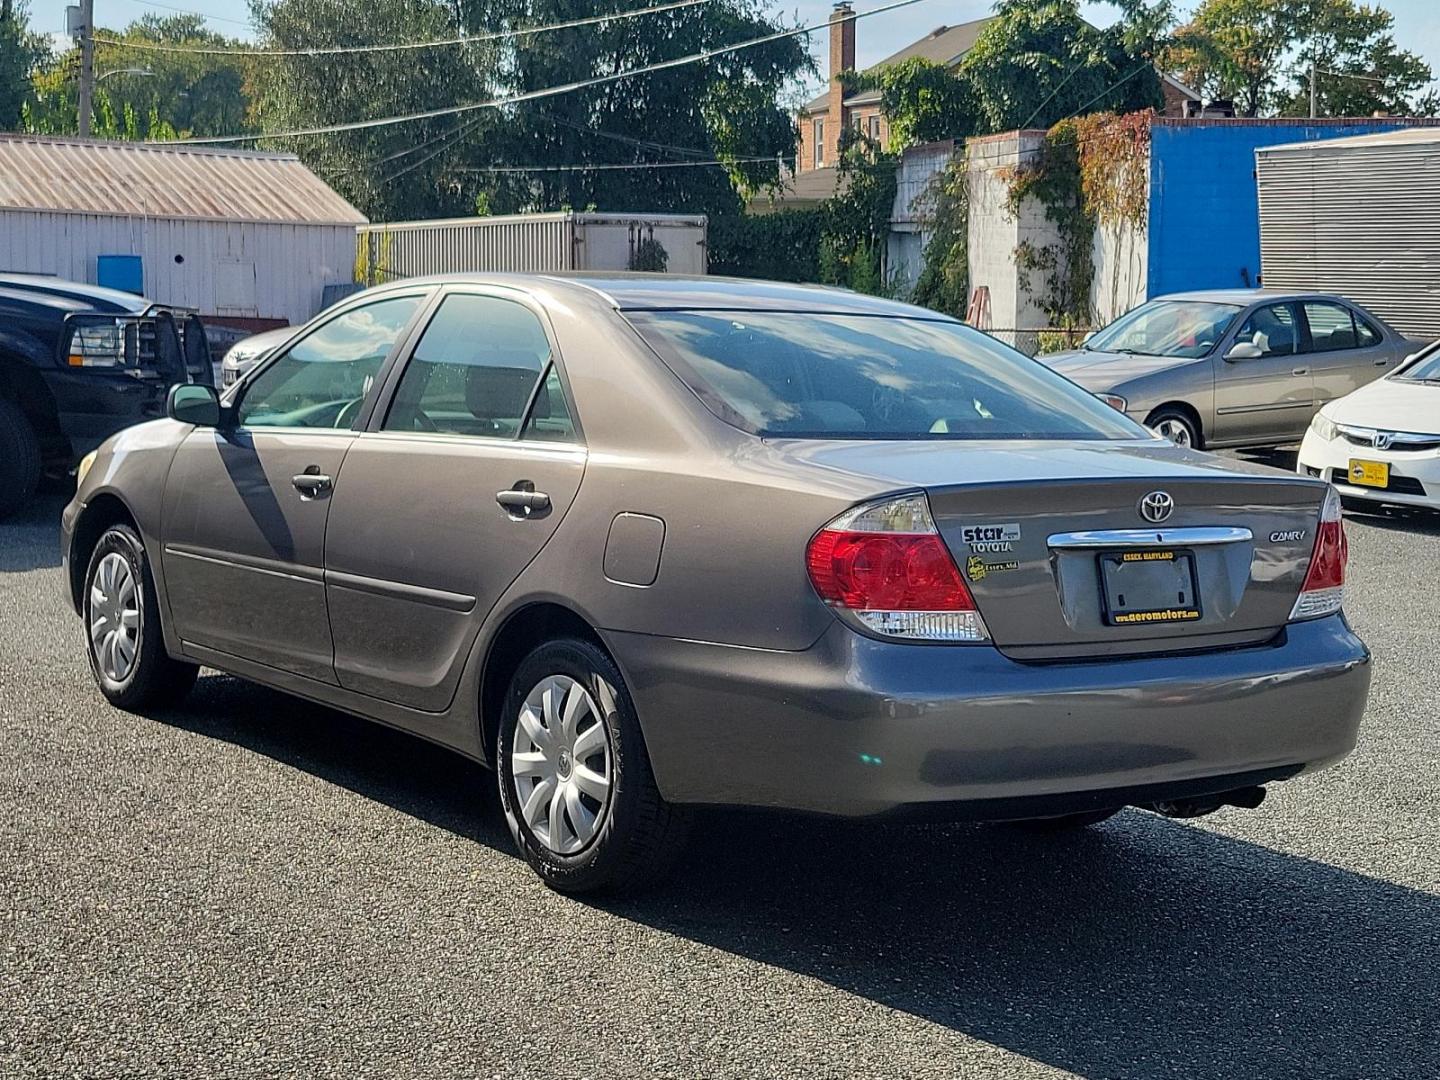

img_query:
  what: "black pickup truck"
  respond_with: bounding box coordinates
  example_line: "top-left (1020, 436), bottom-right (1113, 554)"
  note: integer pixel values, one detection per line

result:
top-left (0, 274), bottom-right (210, 518)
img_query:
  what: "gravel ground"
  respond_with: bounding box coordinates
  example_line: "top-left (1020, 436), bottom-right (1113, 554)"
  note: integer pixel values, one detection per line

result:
top-left (3, 467), bottom-right (1439, 1080)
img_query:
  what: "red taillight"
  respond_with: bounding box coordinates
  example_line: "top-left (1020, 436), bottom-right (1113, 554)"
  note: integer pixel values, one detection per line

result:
top-left (806, 530), bottom-right (977, 611)
top-left (805, 494), bottom-right (990, 642)
top-left (1290, 487), bottom-right (1347, 621)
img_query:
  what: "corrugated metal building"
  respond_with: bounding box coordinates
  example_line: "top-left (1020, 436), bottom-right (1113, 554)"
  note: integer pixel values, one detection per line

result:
top-left (0, 134), bottom-right (366, 327)
top-left (357, 212), bottom-right (708, 282)
top-left (1257, 128), bottom-right (1440, 339)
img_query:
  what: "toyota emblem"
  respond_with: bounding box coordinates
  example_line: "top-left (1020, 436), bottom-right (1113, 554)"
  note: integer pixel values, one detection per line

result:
top-left (1139, 490), bottom-right (1175, 523)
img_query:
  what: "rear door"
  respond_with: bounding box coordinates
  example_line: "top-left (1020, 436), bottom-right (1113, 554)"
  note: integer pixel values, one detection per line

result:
top-left (1213, 301), bottom-right (1314, 443)
top-left (1300, 300), bottom-right (1395, 407)
top-left (322, 288), bottom-right (586, 711)
top-left (161, 292), bottom-right (429, 681)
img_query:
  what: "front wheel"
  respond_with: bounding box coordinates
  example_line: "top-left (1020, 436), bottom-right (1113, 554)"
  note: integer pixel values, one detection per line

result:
top-left (496, 638), bottom-right (689, 894)
top-left (1148, 408), bottom-right (1201, 449)
top-left (83, 524), bottom-right (198, 711)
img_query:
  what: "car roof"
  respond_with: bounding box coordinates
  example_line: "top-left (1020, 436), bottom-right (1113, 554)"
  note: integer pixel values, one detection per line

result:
top-left (362, 273), bottom-right (959, 319)
top-left (0, 273), bottom-right (154, 314)
top-left (1154, 288), bottom-right (1360, 306)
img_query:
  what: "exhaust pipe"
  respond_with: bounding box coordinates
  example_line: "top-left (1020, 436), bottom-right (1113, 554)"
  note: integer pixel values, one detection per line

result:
top-left (1147, 785), bottom-right (1267, 819)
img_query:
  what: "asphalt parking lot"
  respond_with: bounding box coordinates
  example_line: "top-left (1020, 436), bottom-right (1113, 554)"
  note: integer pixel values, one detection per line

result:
top-left (3, 461), bottom-right (1439, 1080)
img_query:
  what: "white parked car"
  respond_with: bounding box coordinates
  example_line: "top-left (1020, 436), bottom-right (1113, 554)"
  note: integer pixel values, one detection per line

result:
top-left (1298, 342), bottom-right (1440, 511)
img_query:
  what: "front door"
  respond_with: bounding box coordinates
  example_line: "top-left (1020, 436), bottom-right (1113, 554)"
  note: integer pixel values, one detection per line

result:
top-left (322, 290), bottom-right (586, 711)
top-left (1213, 301), bottom-right (1315, 444)
top-left (161, 292), bottom-right (429, 681)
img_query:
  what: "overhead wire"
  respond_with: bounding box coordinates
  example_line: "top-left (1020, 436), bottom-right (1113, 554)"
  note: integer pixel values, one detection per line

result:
top-left (97, 0), bottom-right (714, 56)
top-left (165, 0), bottom-right (943, 146)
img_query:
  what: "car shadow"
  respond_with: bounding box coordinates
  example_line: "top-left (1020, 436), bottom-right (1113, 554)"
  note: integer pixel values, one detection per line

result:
top-left (158, 674), bottom-right (1439, 1079)
top-left (0, 491), bottom-right (65, 572)
top-left (1343, 504), bottom-right (1440, 537)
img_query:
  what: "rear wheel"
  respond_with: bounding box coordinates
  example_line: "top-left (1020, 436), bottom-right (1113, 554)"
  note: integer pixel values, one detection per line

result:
top-left (83, 524), bottom-right (198, 711)
top-left (0, 396), bottom-right (42, 520)
top-left (1148, 407), bottom-right (1201, 449)
top-left (1005, 808), bottom-right (1121, 832)
top-left (496, 637), bottom-right (689, 894)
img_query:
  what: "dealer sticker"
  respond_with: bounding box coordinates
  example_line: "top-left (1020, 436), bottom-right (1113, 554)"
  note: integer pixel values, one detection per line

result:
top-left (961, 522), bottom-right (1021, 553)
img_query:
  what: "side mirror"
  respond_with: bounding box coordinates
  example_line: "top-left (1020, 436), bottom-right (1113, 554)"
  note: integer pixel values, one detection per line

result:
top-left (1225, 341), bottom-right (1264, 361)
top-left (167, 383), bottom-right (221, 427)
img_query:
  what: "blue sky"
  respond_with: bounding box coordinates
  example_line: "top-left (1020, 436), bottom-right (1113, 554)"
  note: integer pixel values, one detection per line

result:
top-left (34, 0), bottom-right (1440, 103)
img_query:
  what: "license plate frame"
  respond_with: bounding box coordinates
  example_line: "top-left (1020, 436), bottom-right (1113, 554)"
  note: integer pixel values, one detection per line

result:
top-left (1098, 548), bottom-right (1203, 627)
top-left (1347, 458), bottom-right (1390, 488)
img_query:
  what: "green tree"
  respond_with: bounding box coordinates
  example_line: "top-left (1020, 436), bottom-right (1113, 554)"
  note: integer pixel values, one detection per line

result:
top-left (0, 0), bottom-right (49, 131)
top-left (1165, 0), bottom-right (1433, 117)
top-left (26, 15), bottom-right (256, 138)
top-left (252, 0), bottom-right (810, 222)
top-left (818, 130), bottom-right (897, 294)
top-left (849, 0), bottom-right (1167, 149)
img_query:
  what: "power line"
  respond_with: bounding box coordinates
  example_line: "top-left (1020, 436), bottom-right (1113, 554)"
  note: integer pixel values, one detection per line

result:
top-left (110, 0), bottom-right (252, 28)
top-left (98, 0), bottom-right (713, 56)
top-left (1318, 68), bottom-right (1389, 85)
top-left (168, 0), bottom-right (941, 146)
top-left (452, 156), bottom-right (790, 173)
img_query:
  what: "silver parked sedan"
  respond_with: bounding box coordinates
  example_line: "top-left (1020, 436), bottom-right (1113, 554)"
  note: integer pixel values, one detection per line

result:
top-left (1044, 289), bottom-right (1415, 449)
top-left (61, 276), bottom-right (1370, 894)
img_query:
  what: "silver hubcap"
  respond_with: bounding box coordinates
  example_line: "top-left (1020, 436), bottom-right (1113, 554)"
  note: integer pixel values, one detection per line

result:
top-left (510, 674), bottom-right (614, 855)
top-left (1153, 418), bottom-right (1194, 447)
top-left (89, 552), bottom-right (140, 682)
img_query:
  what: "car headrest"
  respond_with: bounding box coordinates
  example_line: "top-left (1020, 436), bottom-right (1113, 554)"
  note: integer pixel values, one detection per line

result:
top-left (466, 361), bottom-right (540, 420)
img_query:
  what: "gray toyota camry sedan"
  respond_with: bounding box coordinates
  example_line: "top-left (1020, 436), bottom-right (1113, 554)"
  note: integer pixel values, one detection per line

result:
top-left (61, 275), bottom-right (1370, 894)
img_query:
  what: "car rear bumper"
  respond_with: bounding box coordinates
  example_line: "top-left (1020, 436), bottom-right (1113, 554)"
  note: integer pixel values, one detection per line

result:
top-left (605, 615), bottom-right (1371, 817)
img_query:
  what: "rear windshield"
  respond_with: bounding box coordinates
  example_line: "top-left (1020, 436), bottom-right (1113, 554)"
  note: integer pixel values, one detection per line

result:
top-left (626, 311), bottom-right (1148, 440)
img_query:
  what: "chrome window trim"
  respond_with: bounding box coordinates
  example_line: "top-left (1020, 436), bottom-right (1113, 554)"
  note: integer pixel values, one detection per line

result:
top-left (1047, 527), bottom-right (1254, 550)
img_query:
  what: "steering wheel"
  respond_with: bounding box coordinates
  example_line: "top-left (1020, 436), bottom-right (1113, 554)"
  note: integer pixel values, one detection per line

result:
top-left (334, 397), bottom-right (363, 430)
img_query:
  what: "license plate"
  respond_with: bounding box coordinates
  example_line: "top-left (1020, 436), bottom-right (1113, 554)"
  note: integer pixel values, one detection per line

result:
top-left (1348, 458), bottom-right (1390, 488)
top-left (1099, 550), bottom-right (1202, 627)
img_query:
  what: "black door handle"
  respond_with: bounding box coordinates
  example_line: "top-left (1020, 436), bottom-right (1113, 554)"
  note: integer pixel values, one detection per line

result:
top-left (496, 484), bottom-right (550, 515)
top-left (291, 470), bottom-right (333, 498)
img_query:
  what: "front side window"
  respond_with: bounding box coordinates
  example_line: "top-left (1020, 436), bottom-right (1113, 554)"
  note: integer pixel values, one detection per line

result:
top-left (383, 293), bottom-right (555, 439)
top-left (627, 311), bottom-right (1147, 440)
top-left (1235, 303), bottom-right (1298, 357)
top-left (239, 295), bottom-right (424, 429)
top-left (1087, 300), bottom-right (1241, 359)
top-left (1303, 302), bottom-right (1359, 352)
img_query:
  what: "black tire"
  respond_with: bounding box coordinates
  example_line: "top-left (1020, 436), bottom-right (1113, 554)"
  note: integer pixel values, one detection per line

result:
top-left (0, 396), bottom-right (42, 520)
top-left (496, 637), bottom-right (690, 895)
top-left (1147, 407), bottom-right (1202, 450)
top-left (82, 524), bottom-right (198, 711)
top-left (1005, 808), bottom-right (1121, 833)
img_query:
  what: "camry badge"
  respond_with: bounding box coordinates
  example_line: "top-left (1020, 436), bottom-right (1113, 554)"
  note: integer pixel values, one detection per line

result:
top-left (1139, 490), bottom-right (1175, 524)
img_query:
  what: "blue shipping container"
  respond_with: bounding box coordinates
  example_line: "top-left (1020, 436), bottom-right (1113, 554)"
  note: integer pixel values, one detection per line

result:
top-left (1146, 118), bottom-right (1440, 298)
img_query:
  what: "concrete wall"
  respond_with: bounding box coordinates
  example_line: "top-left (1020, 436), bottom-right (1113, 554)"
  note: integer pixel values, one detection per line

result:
top-left (1146, 117), bottom-right (1440, 299)
top-left (0, 210), bottom-right (355, 325)
top-left (1092, 214), bottom-right (1148, 327)
top-left (966, 130), bottom-right (1056, 354)
top-left (887, 140), bottom-right (956, 295)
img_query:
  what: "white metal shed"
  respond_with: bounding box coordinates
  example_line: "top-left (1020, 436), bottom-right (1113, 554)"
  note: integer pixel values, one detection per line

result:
top-left (1256, 128), bottom-right (1440, 338)
top-left (0, 134), bottom-right (367, 327)
top-left (356, 211), bottom-right (708, 282)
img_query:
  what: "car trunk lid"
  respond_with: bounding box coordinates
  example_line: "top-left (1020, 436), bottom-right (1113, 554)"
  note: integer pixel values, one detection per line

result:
top-left (773, 438), bottom-right (1328, 660)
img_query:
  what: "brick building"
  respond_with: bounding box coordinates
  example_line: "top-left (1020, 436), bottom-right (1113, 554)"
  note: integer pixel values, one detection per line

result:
top-left (794, 4), bottom-right (1199, 178)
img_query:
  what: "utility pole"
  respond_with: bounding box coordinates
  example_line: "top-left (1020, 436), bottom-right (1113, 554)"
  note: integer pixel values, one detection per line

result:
top-left (1310, 55), bottom-right (1318, 118)
top-left (77, 0), bottom-right (95, 138)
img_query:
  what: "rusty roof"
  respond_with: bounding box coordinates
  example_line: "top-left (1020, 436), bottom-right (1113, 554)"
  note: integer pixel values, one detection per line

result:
top-left (0, 135), bottom-right (367, 227)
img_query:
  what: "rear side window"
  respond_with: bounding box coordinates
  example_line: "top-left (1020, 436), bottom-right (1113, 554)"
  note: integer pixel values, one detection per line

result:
top-left (626, 311), bottom-right (1147, 440)
top-left (383, 293), bottom-right (553, 439)
top-left (1303, 302), bottom-right (1360, 352)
